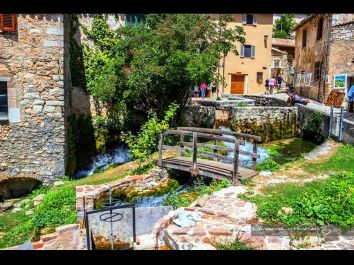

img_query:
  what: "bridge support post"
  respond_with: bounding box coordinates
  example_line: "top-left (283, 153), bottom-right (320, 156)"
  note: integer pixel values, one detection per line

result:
top-left (232, 140), bottom-right (240, 185)
top-left (158, 133), bottom-right (164, 166)
top-left (190, 132), bottom-right (199, 176)
top-left (252, 142), bottom-right (257, 171)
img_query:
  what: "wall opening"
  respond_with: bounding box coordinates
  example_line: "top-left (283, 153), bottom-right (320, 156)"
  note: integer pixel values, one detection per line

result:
top-left (0, 177), bottom-right (42, 200)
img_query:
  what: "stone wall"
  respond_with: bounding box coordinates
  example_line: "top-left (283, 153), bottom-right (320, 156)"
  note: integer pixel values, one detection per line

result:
top-left (242, 95), bottom-right (289, 107)
top-left (180, 105), bottom-right (215, 128)
top-left (0, 14), bottom-right (66, 184)
top-left (230, 107), bottom-right (298, 143)
top-left (328, 21), bottom-right (354, 95)
top-left (294, 14), bottom-right (328, 102)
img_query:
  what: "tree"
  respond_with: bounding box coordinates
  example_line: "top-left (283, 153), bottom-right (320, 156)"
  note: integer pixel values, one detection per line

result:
top-left (273, 14), bottom-right (297, 39)
top-left (81, 14), bottom-right (245, 132)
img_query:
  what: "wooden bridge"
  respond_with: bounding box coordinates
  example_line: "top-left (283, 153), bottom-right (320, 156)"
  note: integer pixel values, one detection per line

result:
top-left (157, 127), bottom-right (262, 185)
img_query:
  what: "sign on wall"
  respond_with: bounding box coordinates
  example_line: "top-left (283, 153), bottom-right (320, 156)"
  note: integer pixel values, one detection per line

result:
top-left (295, 73), bottom-right (302, 87)
top-left (304, 73), bottom-right (312, 86)
top-left (333, 74), bottom-right (347, 89)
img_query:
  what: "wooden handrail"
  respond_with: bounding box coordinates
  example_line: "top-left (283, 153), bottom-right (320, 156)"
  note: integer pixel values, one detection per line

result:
top-left (163, 130), bottom-right (245, 145)
top-left (177, 127), bottom-right (262, 142)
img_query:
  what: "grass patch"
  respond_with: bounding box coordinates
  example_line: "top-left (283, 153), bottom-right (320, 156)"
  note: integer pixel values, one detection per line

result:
top-left (243, 172), bottom-right (354, 229)
top-left (304, 144), bottom-right (354, 175)
top-left (214, 236), bottom-right (255, 250)
top-left (256, 138), bottom-right (317, 172)
top-left (0, 158), bottom-right (157, 249)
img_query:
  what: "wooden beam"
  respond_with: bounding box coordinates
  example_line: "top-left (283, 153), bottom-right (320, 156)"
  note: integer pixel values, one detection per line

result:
top-left (164, 129), bottom-right (244, 144)
top-left (158, 133), bottom-right (164, 166)
top-left (233, 140), bottom-right (240, 185)
top-left (197, 150), bottom-right (233, 163)
top-left (177, 127), bottom-right (262, 142)
top-left (252, 142), bottom-right (258, 171)
top-left (162, 145), bottom-right (191, 154)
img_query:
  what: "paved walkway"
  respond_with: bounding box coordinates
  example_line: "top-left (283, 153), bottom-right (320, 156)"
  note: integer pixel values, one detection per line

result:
top-left (264, 93), bottom-right (354, 124)
top-left (162, 186), bottom-right (354, 250)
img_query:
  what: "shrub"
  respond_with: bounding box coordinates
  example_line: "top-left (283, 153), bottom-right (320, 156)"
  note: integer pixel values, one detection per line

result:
top-left (123, 103), bottom-right (179, 163)
top-left (244, 172), bottom-right (354, 229)
top-left (256, 158), bottom-right (281, 172)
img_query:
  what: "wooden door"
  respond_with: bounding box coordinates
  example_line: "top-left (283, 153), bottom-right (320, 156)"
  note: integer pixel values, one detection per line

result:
top-left (230, 74), bottom-right (244, 94)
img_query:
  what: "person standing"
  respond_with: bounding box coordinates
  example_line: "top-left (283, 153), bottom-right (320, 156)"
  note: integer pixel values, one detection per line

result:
top-left (269, 76), bottom-right (276, 94)
top-left (277, 76), bottom-right (283, 91)
top-left (348, 84), bottom-right (354, 112)
top-left (264, 78), bottom-right (270, 94)
top-left (211, 82), bottom-right (217, 98)
top-left (193, 84), bottom-right (199, 97)
top-left (200, 82), bottom-right (207, 99)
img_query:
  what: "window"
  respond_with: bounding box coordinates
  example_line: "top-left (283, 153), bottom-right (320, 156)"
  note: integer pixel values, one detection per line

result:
top-left (0, 14), bottom-right (16, 32)
top-left (242, 14), bottom-right (256, 25)
top-left (272, 58), bottom-right (281, 68)
top-left (302, 29), bottom-right (307, 48)
top-left (257, 72), bottom-right (263, 84)
top-left (240, 45), bottom-right (255, 58)
top-left (314, 62), bottom-right (321, 80)
top-left (317, 17), bottom-right (323, 40)
top-left (0, 82), bottom-right (8, 119)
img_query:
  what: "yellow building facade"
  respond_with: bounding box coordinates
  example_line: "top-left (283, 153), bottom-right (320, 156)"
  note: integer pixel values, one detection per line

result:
top-left (219, 14), bottom-right (273, 95)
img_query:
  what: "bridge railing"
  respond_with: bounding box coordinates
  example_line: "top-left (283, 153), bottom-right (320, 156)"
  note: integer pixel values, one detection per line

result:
top-left (158, 127), bottom-right (261, 183)
top-left (177, 127), bottom-right (261, 170)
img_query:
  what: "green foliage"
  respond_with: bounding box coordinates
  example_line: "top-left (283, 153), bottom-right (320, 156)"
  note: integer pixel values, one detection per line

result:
top-left (164, 178), bottom-right (230, 209)
top-left (273, 14), bottom-right (297, 39)
top-left (214, 235), bottom-right (255, 250)
top-left (306, 144), bottom-right (354, 174)
top-left (31, 187), bottom-right (77, 233)
top-left (123, 103), bottom-right (179, 163)
top-left (236, 102), bottom-right (248, 107)
top-left (244, 172), bottom-right (354, 229)
top-left (67, 114), bottom-right (97, 176)
top-left (256, 158), bottom-right (281, 172)
top-left (302, 111), bottom-right (324, 144)
top-left (256, 138), bottom-right (317, 172)
top-left (81, 14), bottom-right (245, 130)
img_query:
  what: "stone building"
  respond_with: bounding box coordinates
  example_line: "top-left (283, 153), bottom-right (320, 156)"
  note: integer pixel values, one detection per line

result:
top-left (271, 38), bottom-right (295, 88)
top-left (0, 14), bottom-right (67, 197)
top-left (0, 14), bottom-right (134, 198)
top-left (293, 14), bottom-right (354, 102)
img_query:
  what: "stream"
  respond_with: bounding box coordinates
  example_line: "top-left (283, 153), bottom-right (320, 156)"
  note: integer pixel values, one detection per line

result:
top-left (74, 145), bottom-right (131, 179)
top-left (217, 126), bottom-right (269, 167)
top-left (98, 127), bottom-right (270, 209)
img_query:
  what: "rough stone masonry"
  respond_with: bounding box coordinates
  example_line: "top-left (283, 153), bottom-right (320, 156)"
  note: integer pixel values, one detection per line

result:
top-left (0, 14), bottom-right (66, 185)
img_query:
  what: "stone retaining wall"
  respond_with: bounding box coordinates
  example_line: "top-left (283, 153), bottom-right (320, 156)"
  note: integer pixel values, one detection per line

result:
top-left (76, 168), bottom-right (168, 222)
top-left (231, 106), bottom-right (298, 124)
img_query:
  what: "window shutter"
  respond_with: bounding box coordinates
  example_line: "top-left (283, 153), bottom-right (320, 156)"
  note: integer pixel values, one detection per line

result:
top-left (251, 45), bottom-right (255, 58)
top-left (253, 15), bottom-right (257, 25)
top-left (1, 14), bottom-right (16, 32)
top-left (0, 14), bottom-right (3, 31)
top-left (242, 14), bottom-right (246, 24)
top-left (240, 45), bottom-right (244, 58)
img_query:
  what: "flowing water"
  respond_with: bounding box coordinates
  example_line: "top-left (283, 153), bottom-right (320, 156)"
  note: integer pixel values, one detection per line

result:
top-left (217, 126), bottom-right (269, 167)
top-left (75, 145), bottom-right (131, 179)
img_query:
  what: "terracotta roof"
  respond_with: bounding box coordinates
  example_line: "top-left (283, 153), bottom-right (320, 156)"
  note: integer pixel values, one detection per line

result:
top-left (292, 14), bottom-right (316, 31)
top-left (272, 38), bottom-right (295, 47)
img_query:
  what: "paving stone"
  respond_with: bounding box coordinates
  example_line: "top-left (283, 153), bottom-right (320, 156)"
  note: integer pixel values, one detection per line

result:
top-left (172, 228), bottom-right (190, 235)
top-left (208, 228), bottom-right (232, 236)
